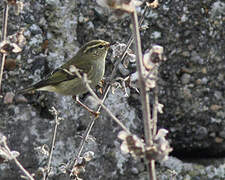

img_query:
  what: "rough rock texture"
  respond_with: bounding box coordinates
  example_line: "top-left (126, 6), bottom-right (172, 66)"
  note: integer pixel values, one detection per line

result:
top-left (0, 0), bottom-right (225, 180)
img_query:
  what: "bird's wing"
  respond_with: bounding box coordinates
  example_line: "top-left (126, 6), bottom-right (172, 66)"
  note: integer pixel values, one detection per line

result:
top-left (18, 55), bottom-right (94, 94)
top-left (33, 61), bottom-right (93, 89)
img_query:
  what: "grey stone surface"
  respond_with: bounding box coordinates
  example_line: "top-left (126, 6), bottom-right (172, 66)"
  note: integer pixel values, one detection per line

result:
top-left (0, 0), bottom-right (225, 179)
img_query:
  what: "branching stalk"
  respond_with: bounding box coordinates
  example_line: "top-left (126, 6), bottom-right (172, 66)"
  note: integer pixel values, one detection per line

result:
top-left (3, 140), bottom-right (34, 180)
top-left (43, 107), bottom-right (61, 180)
top-left (0, 1), bottom-right (9, 93)
top-left (131, 8), bottom-right (156, 180)
top-left (83, 75), bottom-right (130, 134)
top-left (67, 8), bottom-right (148, 169)
top-left (68, 4), bottom-right (149, 177)
top-left (131, 7), bottom-right (152, 147)
top-left (68, 86), bottom-right (111, 174)
top-left (109, 5), bottom-right (148, 82)
top-left (153, 80), bottom-right (158, 136)
top-left (68, 68), bottom-right (131, 176)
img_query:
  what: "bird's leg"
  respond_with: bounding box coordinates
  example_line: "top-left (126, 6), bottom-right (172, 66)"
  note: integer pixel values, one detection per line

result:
top-left (73, 95), bottom-right (99, 117)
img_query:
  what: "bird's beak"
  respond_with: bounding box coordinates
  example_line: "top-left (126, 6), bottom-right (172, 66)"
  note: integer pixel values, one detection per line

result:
top-left (105, 42), bottom-right (110, 48)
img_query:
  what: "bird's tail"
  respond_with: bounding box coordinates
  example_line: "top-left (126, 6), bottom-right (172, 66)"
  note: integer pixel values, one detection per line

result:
top-left (17, 86), bottom-right (36, 94)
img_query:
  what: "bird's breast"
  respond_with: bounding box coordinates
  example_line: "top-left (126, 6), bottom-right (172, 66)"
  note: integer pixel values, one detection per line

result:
top-left (88, 61), bottom-right (105, 86)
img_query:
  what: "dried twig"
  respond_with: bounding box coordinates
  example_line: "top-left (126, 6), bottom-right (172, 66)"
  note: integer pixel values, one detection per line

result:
top-left (0, 1), bottom-right (9, 93)
top-left (152, 80), bottom-right (158, 136)
top-left (67, 86), bottom-right (110, 174)
top-left (43, 107), bottom-right (62, 180)
top-left (1, 135), bottom-right (34, 180)
top-left (130, 7), bottom-right (156, 180)
top-left (83, 74), bottom-right (130, 134)
top-left (109, 5), bottom-right (148, 82)
top-left (75, 87), bottom-right (110, 158)
top-left (67, 68), bottom-right (131, 176)
top-left (68, 6), bottom-right (149, 175)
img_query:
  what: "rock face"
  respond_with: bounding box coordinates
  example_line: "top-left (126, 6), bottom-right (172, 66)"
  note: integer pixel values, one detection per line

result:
top-left (0, 0), bottom-right (225, 180)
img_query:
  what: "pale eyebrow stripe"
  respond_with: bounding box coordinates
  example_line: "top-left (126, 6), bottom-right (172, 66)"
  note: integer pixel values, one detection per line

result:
top-left (83, 42), bottom-right (106, 53)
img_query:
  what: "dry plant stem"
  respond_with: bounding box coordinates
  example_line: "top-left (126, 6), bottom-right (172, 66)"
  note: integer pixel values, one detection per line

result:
top-left (109, 5), bottom-right (148, 82)
top-left (69, 82), bottom-right (131, 176)
top-left (3, 140), bottom-right (34, 180)
top-left (75, 96), bottom-right (99, 116)
top-left (84, 79), bottom-right (130, 134)
top-left (150, 160), bottom-right (156, 179)
top-left (0, 2), bottom-right (9, 92)
top-left (69, 6), bottom-right (148, 174)
top-left (43, 111), bottom-right (60, 180)
top-left (131, 8), bottom-right (153, 148)
top-left (131, 9), bottom-right (156, 180)
top-left (153, 82), bottom-right (158, 136)
top-left (69, 73), bottom-right (131, 173)
top-left (69, 86), bottom-right (111, 172)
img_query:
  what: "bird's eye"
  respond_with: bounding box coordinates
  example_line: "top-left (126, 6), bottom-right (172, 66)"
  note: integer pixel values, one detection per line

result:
top-left (98, 45), bottom-right (104, 48)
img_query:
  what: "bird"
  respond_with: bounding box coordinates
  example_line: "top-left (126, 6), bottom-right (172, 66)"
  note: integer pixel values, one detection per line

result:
top-left (19, 40), bottom-right (110, 115)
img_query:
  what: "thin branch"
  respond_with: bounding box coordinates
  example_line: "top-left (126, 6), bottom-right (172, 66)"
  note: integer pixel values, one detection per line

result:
top-left (1, 3), bottom-right (8, 41)
top-left (83, 74), bottom-right (130, 134)
top-left (67, 86), bottom-right (110, 174)
top-left (67, 71), bottom-right (131, 176)
top-left (109, 5), bottom-right (148, 82)
top-left (71, 67), bottom-right (130, 133)
top-left (131, 8), bottom-right (156, 180)
top-left (3, 140), bottom-right (34, 180)
top-left (71, 7), bottom-right (149, 167)
top-left (43, 107), bottom-right (62, 180)
top-left (153, 79), bottom-right (158, 136)
top-left (74, 86), bottom-right (111, 160)
top-left (68, 4), bottom-right (149, 176)
top-left (0, 1), bottom-right (9, 93)
top-left (149, 160), bottom-right (156, 180)
top-left (131, 7), bottom-right (152, 147)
